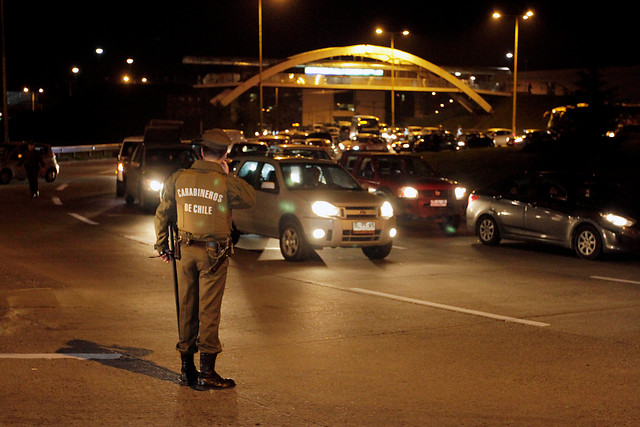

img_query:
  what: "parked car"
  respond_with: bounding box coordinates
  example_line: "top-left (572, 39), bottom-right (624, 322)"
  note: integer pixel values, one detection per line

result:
top-left (257, 134), bottom-right (291, 146)
top-left (268, 144), bottom-right (333, 161)
top-left (458, 132), bottom-right (494, 149)
top-left (116, 136), bottom-right (144, 196)
top-left (0, 141), bottom-right (59, 185)
top-left (413, 132), bottom-right (457, 152)
top-left (227, 140), bottom-right (268, 159)
top-left (123, 142), bottom-right (200, 211)
top-left (231, 156), bottom-right (397, 261)
top-left (221, 129), bottom-right (247, 144)
top-left (305, 137), bottom-right (336, 158)
top-left (338, 134), bottom-right (390, 157)
top-left (466, 171), bottom-right (640, 259)
top-left (339, 151), bottom-right (466, 233)
top-left (487, 128), bottom-right (514, 147)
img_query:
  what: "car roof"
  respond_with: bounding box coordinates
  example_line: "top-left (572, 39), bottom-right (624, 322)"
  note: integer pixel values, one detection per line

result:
top-left (342, 151), bottom-right (421, 158)
top-left (236, 155), bottom-right (336, 165)
top-left (273, 144), bottom-right (326, 149)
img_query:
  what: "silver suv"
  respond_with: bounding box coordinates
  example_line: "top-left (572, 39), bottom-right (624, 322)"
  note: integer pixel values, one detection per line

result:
top-left (232, 156), bottom-right (397, 261)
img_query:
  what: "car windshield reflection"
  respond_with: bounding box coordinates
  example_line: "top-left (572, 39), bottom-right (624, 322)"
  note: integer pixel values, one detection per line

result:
top-left (281, 163), bottom-right (362, 191)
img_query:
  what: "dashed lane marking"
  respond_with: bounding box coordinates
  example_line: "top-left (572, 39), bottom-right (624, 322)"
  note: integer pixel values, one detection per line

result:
top-left (591, 276), bottom-right (640, 286)
top-left (349, 287), bottom-right (550, 327)
top-left (68, 213), bottom-right (99, 225)
top-left (0, 353), bottom-right (122, 360)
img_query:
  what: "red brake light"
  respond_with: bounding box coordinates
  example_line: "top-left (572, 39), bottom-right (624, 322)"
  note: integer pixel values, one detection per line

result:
top-left (469, 194), bottom-right (479, 203)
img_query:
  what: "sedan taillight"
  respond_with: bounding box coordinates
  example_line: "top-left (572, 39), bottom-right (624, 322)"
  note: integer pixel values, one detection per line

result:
top-left (469, 194), bottom-right (479, 203)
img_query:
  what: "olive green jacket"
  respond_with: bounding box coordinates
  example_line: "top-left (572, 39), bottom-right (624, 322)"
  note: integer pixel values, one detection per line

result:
top-left (154, 160), bottom-right (255, 252)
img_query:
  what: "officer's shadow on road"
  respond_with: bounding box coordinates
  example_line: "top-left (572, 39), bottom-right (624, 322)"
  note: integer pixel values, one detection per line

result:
top-left (55, 339), bottom-right (178, 384)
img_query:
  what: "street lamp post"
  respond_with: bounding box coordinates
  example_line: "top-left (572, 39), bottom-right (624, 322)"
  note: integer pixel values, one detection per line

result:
top-left (493, 10), bottom-right (533, 135)
top-left (376, 28), bottom-right (409, 128)
top-left (258, 0), bottom-right (264, 134)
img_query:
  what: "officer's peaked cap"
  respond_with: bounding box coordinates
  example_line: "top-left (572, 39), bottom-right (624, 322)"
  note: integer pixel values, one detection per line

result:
top-left (199, 129), bottom-right (232, 150)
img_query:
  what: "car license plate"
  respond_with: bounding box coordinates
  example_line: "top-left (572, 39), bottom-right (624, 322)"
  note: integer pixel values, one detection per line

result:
top-left (430, 199), bottom-right (447, 207)
top-left (353, 221), bottom-right (375, 233)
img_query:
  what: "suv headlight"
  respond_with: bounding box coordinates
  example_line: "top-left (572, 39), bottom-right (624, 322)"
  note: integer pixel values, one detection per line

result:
top-left (455, 186), bottom-right (467, 200)
top-left (399, 186), bottom-right (418, 198)
top-left (380, 201), bottom-right (394, 218)
top-left (312, 201), bottom-right (341, 218)
top-left (602, 212), bottom-right (635, 228)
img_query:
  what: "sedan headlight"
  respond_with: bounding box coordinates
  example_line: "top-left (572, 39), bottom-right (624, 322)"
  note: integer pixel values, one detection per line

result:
top-left (455, 186), bottom-right (467, 200)
top-left (602, 212), bottom-right (635, 228)
top-left (312, 201), bottom-right (341, 218)
top-left (399, 186), bottom-right (419, 198)
top-left (380, 201), bottom-right (394, 218)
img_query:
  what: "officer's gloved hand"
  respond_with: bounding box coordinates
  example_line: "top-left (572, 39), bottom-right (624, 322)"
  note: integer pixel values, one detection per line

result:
top-left (158, 249), bottom-right (174, 263)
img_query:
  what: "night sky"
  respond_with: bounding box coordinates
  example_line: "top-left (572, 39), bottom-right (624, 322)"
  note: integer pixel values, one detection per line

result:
top-left (4, 0), bottom-right (637, 90)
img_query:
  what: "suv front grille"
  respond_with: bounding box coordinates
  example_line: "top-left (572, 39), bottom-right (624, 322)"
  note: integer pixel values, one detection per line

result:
top-left (420, 189), bottom-right (453, 198)
top-left (343, 206), bottom-right (379, 219)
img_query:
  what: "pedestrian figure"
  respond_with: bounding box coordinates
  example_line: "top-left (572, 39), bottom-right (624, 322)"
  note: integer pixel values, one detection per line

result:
top-left (154, 129), bottom-right (255, 389)
top-left (23, 142), bottom-right (43, 198)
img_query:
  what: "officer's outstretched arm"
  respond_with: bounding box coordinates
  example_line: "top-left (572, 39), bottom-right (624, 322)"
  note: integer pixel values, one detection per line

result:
top-left (227, 175), bottom-right (256, 209)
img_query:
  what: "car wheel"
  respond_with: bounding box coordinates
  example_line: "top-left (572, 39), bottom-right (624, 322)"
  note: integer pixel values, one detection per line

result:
top-left (361, 242), bottom-right (393, 260)
top-left (0, 169), bottom-right (11, 185)
top-left (476, 215), bottom-right (501, 245)
top-left (573, 224), bottom-right (602, 260)
top-left (279, 220), bottom-right (309, 261)
top-left (44, 168), bottom-right (57, 182)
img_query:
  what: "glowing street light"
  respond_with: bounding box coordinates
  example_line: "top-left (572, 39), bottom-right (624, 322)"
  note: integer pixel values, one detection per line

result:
top-left (493, 10), bottom-right (535, 135)
top-left (375, 28), bottom-right (410, 127)
top-left (23, 87), bottom-right (43, 111)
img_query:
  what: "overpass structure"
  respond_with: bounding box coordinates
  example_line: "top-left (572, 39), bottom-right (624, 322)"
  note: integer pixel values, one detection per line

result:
top-left (189, 45), bottom-right (511, 119)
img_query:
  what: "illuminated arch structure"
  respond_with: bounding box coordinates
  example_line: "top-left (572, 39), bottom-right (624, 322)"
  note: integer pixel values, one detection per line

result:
top-left (198, 45), bottom-right (507, 118)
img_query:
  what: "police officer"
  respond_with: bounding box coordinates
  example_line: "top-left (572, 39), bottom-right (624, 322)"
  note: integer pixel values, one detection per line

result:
top-left (154, 129), bottom-right (255, 389)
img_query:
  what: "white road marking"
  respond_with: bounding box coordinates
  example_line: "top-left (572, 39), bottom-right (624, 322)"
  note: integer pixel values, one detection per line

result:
top-left (56, 184), bottom-right (68, 191)
top-left (68, 213), bottom-right (99, 225)
top-left (349, 287), bottom-right (550, 327)
top-left (591, 276), bottom-right (640, 286)
top-left (51, 196), bottom-right (62, 205)
top-left (0, 353), bottom-right (122, 360)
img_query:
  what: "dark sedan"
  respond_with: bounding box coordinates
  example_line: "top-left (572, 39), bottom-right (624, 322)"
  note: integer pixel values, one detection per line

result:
top-left (466, 171), bottom-right (640, 259)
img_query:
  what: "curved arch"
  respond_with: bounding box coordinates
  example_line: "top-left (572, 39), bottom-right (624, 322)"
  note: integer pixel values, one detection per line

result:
top-left (216, 44), bottom-right (493, 113)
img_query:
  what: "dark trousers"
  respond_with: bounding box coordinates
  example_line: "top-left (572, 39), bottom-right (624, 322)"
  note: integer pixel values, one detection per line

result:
top-left (176, 243), bottom-right (229, 355)
top-left (26, 169), bottom-right (39, 196)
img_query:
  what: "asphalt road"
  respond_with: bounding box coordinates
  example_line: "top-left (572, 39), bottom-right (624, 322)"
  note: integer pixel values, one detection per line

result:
top-left (1, 160), bottom-right (640, 426)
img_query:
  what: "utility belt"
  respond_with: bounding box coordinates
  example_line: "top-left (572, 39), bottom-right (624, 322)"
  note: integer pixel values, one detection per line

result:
top-left (178, 232), bottom-right (233, 271)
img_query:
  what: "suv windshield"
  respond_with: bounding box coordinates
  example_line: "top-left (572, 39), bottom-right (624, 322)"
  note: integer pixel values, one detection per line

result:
top-left (281, 163), bottom-right (361, 191)
top-left (377, 156), bottom-right (436, 177)
top-left (145, 147), bottom-right (197, 169)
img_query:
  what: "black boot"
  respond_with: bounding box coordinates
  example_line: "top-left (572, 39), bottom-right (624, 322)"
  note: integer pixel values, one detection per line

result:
top-left (198, 353), bottom-right (235, 389)
top-left (180, 353), bottom-right (199, 386)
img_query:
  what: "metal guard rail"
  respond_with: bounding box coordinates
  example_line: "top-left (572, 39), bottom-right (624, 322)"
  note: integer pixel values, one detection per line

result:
top-left (52, 143), bottom-right (120, 160)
